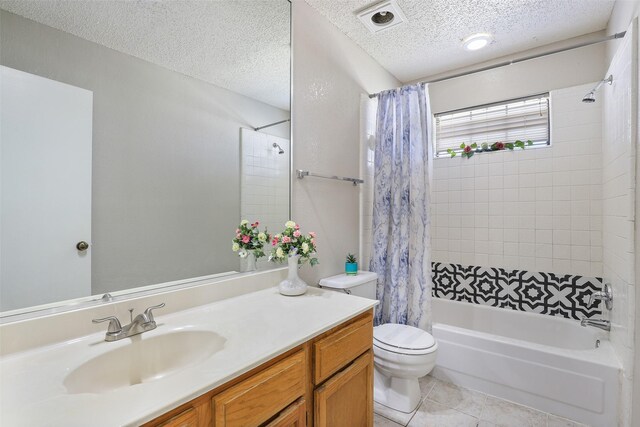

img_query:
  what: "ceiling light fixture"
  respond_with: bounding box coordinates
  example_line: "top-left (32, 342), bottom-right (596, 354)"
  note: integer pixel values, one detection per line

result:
top-left (463, 33), bottom-right (493, 51)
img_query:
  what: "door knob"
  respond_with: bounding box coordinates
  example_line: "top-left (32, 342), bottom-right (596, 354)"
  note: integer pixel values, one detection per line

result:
top-left (76, 241), bottom-right (89, 251)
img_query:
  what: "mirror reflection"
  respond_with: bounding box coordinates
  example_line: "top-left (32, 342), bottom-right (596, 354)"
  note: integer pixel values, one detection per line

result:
top-left (0, 0), bottom-right (291, 314)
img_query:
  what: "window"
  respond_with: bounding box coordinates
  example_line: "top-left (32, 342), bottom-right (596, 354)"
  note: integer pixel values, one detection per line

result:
top-left (434, 94), bottom-right (550, 157)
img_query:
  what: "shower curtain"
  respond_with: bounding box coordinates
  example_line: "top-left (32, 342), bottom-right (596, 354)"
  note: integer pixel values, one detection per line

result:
top-left (370, 83), bottom-right (432, 330)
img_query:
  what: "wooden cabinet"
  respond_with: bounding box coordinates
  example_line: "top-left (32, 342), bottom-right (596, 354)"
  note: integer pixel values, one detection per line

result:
top-left (314, 351), bottom-right (373, 427)
top-left (144, 310), bottom-right (373, 427)
top-left (212, 350), bottom-right (306, 427)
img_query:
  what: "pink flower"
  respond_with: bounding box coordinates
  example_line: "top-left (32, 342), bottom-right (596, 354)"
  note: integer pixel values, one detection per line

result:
top-left (295, 224), bottom-right (300, 230)
top-left (236, 233), bottom-right (241, 238)
top-left (495, 142), bottom-right (505, 150)
top-left (235, 229), bottom-right (240, 233)
top-left (309, 232), bottom-right (316, 238)
top-left (293, 230), bottom-right (301, 238)
top-left (310, 238), bottom-right (315, 245)
top-left (242, 235), bottom-right (250, 244)
top-left (271, 237), bottom-right (279, 245)
top-left (463, 145), bottom-right (472, 153)
top-left (282, 236), bottom-right (291, 243)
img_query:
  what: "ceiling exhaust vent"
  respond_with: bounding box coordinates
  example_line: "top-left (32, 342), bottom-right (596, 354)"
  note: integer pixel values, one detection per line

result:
top-left (357, 0), bottom-right (407, 34)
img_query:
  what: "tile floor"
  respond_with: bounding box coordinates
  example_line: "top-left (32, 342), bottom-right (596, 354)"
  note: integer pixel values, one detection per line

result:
top-left (373, 375), bottom-right (589, 427)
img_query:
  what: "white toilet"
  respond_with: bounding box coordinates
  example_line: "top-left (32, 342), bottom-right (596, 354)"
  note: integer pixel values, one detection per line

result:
top-left (318, 271), bottom-right (438, 413)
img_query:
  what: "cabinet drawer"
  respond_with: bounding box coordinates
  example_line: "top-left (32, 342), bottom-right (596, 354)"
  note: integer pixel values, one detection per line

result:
top-left (313, 313), bottom-right (373, 384)
top-left (265, 398), bottom-right (306, 427)
top-left (156, 407), bottom-right (198, 427)
top-left (146, 401), bottom-right (213, 427)
top-left (212, 350), bottom-right (306, 427)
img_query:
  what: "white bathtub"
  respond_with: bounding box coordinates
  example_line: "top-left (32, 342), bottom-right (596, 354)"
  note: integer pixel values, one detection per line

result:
top-left (431, 298), bottom-right (620, 427)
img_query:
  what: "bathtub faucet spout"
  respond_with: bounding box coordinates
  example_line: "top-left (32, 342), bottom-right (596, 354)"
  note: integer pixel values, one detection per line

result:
top-left (580, 318), bottom-right (611, 331)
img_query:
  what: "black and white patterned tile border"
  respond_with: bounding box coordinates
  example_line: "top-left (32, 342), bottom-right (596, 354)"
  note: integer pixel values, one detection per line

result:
top-left (431, 262), bottom-right (603, 320)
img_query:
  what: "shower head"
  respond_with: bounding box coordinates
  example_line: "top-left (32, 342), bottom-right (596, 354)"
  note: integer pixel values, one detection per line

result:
top-left (582, 92), bottom-right (596, 103)
top-left (582, 75), bottom-right (613, 103)
top-left (272, 142), bottom-right (285, 154)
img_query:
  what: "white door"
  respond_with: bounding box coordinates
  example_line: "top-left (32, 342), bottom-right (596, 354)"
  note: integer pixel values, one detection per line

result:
top-left (0, 66), bottom-right (93, 312)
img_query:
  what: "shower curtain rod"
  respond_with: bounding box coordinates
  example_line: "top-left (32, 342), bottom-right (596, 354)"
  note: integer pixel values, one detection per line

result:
top-left (254, 118), bottom-right (290, 131)
top-left (368, 31), bottom-right (626, 98)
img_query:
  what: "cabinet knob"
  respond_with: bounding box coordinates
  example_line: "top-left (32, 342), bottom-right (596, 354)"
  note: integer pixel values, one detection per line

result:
top-left (76, 241), bottom-right (89, 251)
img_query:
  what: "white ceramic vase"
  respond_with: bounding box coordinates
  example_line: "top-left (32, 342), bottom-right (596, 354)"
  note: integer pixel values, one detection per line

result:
top-left (278, 254), bottom-right (307, 296)
top-left (240, 252), bottom-right (257, 273)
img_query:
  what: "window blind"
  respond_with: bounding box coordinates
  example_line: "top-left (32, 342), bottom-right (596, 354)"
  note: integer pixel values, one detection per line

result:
top-left (434, 94), bottom-right (550, 156)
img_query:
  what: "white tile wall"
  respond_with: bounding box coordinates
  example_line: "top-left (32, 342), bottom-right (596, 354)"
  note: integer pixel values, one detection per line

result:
top-left (602, 20), bottom-right (637, 427)
top-left (240, 128), bottom-right (290, 267)
top-left (430, 84), bottom-right (603, 278)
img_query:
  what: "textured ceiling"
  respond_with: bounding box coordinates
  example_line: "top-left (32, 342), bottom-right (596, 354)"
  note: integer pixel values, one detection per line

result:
top-left (0, 0), bottom-right (290, 110)
top-left (304, 0), bottom-right (616, 82)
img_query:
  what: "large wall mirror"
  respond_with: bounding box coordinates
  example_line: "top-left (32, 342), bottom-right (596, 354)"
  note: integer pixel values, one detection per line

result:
top-left (0, 0), bottom-right (291, 318)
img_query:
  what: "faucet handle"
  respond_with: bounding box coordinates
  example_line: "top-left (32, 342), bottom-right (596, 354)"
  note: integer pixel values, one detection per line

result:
top-left (143, 303), bottom-right (165, 323)
top-left (587, 291), bottom-right (603, 307)
top-left (92, 316), bottom-right (123, 334)
top-left (588, 284), bottom-right (613, 310)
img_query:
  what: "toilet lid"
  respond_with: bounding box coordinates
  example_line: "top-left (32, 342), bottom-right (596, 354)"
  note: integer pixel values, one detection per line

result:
top-left (373, 324), bottom-right (436, 353)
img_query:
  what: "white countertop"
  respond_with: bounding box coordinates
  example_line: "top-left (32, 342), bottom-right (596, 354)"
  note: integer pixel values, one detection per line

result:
top-left (0, 286), bottom-right (377, 426)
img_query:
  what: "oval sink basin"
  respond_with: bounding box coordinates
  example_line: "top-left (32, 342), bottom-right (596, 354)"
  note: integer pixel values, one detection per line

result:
top-left (64, 330), bottom-right (226, 394)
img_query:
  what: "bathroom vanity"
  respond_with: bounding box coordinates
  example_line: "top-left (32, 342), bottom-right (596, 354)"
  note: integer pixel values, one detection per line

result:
top-left (145, 309), bottom-right (374, 427)
top-left (0, 275), bottom-right (377, 427)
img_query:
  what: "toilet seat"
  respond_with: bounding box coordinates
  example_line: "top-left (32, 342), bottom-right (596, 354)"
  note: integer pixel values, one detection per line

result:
top-left (373, 324), bottom-right (436, 355)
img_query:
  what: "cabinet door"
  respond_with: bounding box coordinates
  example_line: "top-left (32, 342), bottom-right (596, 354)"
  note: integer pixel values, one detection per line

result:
top-left (266, 398), bottom-right (306, 427)
top-left (314, 351), bottom-right (373, 427)
top-left (213, 350), bottom-right (306, 427)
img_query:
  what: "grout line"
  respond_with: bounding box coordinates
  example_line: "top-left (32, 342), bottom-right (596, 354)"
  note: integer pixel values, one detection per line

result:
top-left (404, 412), bottom-right (415, 427)
top-left (399, 378), bottom-right (436, 427)
top-left (405, 398), bottom-right (429, 427)
top-left (477, 393), bottom-right (487, 422)
top-left (424, 379), bottom-right (438, 399)
top-left (374, 412), bottom-right (403, 426)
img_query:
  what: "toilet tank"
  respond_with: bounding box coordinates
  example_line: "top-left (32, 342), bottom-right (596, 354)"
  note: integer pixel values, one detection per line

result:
top-left (318, 271), bottom-right (377, 300)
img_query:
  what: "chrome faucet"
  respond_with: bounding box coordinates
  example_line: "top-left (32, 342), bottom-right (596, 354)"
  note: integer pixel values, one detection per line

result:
top-left (580, 318), bottom-right (611, 331)
top-left (588, 283), bottom-right (613, 310)
top-left (92, 303), bottom-right (165, 342)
